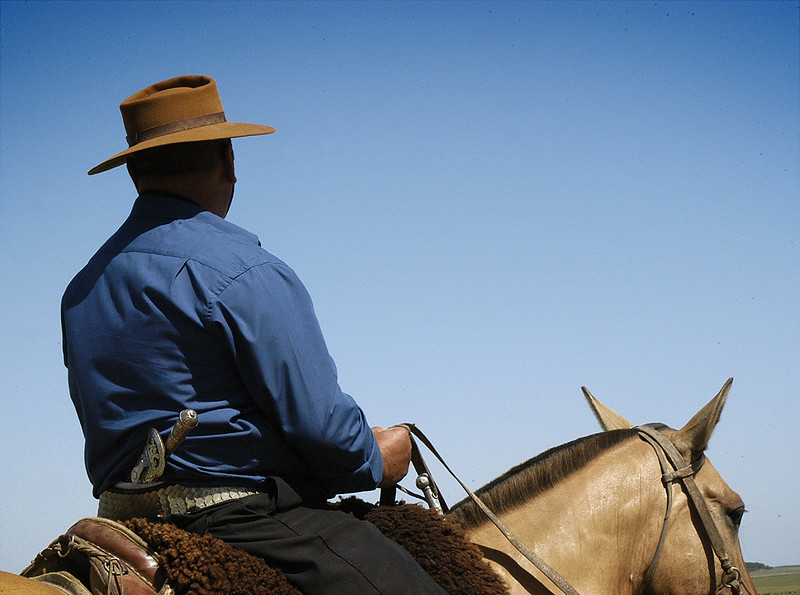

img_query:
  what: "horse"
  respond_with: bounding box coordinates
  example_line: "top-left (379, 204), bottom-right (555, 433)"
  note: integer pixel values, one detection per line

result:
top-left (447, 378), bottom-right (756, 594)
top-left (4, 380), bottom-right (756, 594)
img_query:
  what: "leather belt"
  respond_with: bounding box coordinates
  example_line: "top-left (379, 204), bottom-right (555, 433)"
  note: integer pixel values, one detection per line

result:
top-left (98, 484), bottom-right (262, 520)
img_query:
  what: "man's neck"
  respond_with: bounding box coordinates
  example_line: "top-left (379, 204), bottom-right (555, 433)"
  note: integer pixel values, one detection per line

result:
top-left (141, 190), bottom-right (200, 207)
top-left (136, 176), bottom-right (232, 218)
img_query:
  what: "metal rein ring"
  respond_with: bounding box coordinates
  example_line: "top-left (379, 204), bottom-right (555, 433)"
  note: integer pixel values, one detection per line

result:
top-left (720, 565), bottom-right (741, 594)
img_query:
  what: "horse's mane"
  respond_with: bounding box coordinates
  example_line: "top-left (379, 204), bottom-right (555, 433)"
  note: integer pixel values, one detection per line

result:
top-left (448, 428), bottom-right (640, 529)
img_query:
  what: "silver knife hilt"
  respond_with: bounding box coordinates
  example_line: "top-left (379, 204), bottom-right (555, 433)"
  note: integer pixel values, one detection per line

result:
top-left (165, 409), bottom-right (198, 456)
top-left (130, 409), bottom-right (198, 484)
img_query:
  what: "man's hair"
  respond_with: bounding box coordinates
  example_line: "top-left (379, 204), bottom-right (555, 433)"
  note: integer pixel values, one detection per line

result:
top-left (128, 139), bottom-right (231, 177)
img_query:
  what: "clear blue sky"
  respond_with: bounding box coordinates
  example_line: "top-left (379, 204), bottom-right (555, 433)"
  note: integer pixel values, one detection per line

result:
top-left (1, 0), bottom-right (798, 572)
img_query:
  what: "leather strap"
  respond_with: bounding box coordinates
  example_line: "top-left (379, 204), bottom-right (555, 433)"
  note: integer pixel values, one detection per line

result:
top-left (637, 426), bottom-right (741, 594)
top-left (637, 428), bottom-right (681, 592)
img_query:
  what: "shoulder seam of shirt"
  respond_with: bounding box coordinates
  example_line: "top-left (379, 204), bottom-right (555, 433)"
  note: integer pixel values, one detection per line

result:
top-left (204, 259), bottom-right (294, 322)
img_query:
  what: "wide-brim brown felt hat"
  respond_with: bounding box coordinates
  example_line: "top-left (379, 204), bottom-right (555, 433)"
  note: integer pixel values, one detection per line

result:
top-left (88, 75), bottom-right (275, 175)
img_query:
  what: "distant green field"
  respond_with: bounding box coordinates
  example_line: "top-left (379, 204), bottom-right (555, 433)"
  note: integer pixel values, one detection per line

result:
top-left (751, 566), bottom-right (800, 595)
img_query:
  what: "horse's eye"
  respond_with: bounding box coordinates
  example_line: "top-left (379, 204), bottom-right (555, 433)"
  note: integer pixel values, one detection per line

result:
top-left (728, 506), bottom-right (746, 528)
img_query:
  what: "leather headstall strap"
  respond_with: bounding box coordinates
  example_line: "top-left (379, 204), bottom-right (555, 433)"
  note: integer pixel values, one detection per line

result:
top-left (394, 423), bottom-right (580, 595)
top-left (636, 425), bottom-right (742, 595)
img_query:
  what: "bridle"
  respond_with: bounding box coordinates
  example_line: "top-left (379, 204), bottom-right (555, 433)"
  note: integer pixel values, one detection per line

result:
top-left (390, 423), bottom-right (743, 595)
top-left (637, 425), bottom-right (742, 595)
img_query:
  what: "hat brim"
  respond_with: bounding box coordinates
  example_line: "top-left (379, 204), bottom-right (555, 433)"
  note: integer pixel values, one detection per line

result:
top-left (88, 121), bottom-right (275, 175)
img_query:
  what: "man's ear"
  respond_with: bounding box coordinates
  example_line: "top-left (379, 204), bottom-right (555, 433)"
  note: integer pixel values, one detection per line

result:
top-left (223, 141), bottom-right (236, 184)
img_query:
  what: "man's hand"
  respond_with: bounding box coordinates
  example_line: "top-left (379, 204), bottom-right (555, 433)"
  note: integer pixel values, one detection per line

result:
top-left (372, 425), bottom-right (412, 488)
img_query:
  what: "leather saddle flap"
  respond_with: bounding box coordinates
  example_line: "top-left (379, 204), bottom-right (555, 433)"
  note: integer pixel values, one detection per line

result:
top-left (67, 517), bottom-right (167, 591)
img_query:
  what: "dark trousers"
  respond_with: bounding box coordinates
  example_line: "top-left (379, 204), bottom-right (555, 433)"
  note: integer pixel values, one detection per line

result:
top-left (167, 479), bottom-right (445, 595)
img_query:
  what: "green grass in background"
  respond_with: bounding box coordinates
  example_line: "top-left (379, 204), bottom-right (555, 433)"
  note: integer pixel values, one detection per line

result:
top-left (751, 566), bottom-right (800, 595)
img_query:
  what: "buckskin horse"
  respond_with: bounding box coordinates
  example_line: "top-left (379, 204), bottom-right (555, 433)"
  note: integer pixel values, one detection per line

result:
top-left (2, 379), bottom-right (755, 594)
top-left (447, 378), bottom-right (756, 594)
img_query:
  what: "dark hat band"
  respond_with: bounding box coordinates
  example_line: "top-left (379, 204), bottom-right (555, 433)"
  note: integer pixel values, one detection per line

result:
top-left (127, 111), bottom-right (227, 146)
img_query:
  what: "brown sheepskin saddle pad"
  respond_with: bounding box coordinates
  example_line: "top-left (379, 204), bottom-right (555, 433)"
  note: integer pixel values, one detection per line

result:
top-left (21, 500), bottom-right (507, 595)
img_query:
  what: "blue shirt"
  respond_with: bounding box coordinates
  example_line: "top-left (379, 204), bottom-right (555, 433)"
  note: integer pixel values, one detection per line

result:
top-left (61, 194), bottom-right (383, 498)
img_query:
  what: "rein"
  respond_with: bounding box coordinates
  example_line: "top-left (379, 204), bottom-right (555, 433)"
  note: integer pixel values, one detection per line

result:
top-left (389, 423), bottom-right (742, 595)
top-left (391, 423), bottom-right (580, 595)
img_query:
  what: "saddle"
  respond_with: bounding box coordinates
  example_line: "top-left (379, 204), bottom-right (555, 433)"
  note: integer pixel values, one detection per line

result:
top-left (20, 517), bottom-right (171, 595)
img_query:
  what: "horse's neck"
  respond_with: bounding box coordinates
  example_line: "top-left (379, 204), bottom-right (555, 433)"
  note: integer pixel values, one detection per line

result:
top-left (463, 439), bottom-right (665, 595)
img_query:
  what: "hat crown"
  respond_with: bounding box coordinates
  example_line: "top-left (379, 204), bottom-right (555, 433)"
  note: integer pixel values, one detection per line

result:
top-left (120, 75), bottom-right (225, 146)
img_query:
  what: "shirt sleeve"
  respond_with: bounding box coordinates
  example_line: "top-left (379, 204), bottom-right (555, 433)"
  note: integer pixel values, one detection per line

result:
top-left (209, 260), bottom-right (383, 494)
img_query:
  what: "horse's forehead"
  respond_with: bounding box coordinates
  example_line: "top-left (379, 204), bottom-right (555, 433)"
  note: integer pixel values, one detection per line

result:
top-left (695, 456), bottom-right (745, 507)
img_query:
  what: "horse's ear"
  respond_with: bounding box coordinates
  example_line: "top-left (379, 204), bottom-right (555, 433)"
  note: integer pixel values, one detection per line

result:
top-left (582, 386), bottom-right (634, 431)
top-left (671, 378), bottom-right (733, 461)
